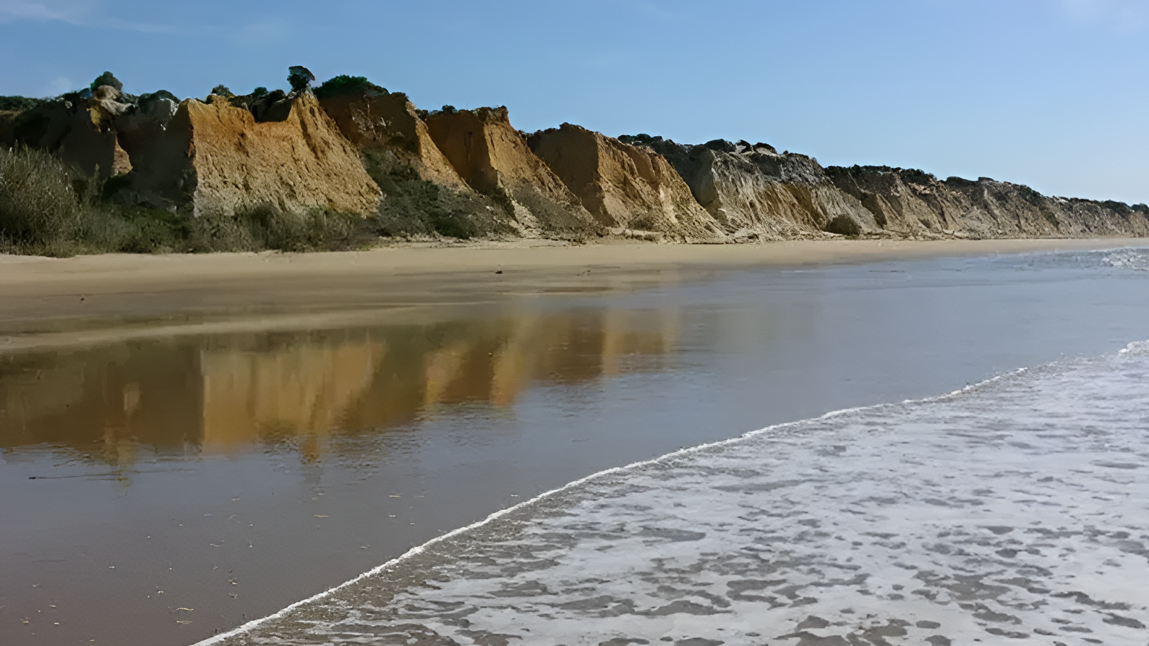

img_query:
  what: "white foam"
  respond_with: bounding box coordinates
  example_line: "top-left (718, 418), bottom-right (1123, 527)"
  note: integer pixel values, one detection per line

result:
top-left (192, 401), bottom-right (892, 645)
top-left (198, 347), bottom-right (1149, 645)
top-left (1104, 247), bottom-right (1149, 271)
top-left (1118, 339), bottom-right (1149, 357)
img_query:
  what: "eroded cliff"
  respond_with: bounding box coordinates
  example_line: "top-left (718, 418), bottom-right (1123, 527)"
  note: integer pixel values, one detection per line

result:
top-left (319, 86), bottom-right (467, 189)
top-left (314, 86), bottom-right (516, 238)
top-left (826, 166), bottom-right (1149, 239)
top-left (127, 92), bottom-right (380, 217)
top-left (425, 107), bottom-right (602, 238)
top-left (529, 124), bottom-right (726, 243)
top-left (2, 68), bottom-right (1145, 246)
top-left (626, 137), bottom-right (880, 240)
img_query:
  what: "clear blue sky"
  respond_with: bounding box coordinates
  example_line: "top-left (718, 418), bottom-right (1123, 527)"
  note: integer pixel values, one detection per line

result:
top-left (2, 0), bottom-right (1146, 204)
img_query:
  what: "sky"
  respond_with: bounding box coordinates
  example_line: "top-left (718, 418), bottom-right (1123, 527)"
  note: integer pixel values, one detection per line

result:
top-left (1, 0), bottom-right (1146, 204)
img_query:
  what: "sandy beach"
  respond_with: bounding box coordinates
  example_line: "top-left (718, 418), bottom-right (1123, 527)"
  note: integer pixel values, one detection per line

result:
top-left (1, 238), bottom-right (1142, 352)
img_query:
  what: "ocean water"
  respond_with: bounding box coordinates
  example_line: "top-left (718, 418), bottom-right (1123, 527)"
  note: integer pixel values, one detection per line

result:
top-left (200, 250), bottom-right (1149, 645)
top-left (5, 246), bottom-right (1149, 646)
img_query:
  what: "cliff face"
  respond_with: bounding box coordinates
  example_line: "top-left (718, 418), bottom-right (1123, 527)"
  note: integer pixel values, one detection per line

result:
top-left (316, 88), bottom-right (518, 238)
top-left (634, 138), bottom-right (879, 240)
top-left (3, 71), bottom-right (1145, 244)
top-left (425, 107), bottom-right (602, 237)
top-left (529, 124), bottom-right (726, 242)
top-left (4, 86), bottom-right (135, 181)
top-left (826, 167), bottom-right (1149, 239)
top-left (128, 93), bottom-right (380, 217)
top-left (319, 88), bottom-right (467, 190)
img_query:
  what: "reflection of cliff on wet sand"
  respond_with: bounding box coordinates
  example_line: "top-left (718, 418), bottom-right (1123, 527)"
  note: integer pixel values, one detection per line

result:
top-left (0, 342), bottom-right (203, 465)
top-left (0, 309), bottom-right (681, 466)
top-left (200, 336), bottom-right (387, 458)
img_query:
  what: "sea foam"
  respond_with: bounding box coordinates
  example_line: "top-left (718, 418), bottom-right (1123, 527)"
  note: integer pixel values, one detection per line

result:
top-left (202, 345), bottom-right (1149, 645)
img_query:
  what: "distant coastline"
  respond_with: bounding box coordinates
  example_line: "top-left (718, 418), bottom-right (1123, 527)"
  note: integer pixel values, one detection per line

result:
top-left (2, 69), bottom-right (1146, 257)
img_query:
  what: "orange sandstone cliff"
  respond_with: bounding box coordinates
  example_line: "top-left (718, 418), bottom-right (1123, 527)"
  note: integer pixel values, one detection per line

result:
top-left (2, 70), bottom-right (1146, 243)
top-left (425, 107), bottom-right (602, 238)
top-left (315, 87), bottom-right (519, 238)
top-left (127, 92), bottom-right (380, 217)
top-left (319, 88), bottom-right (467, 190)
top-left (529, 124), bottom-right (727, 242)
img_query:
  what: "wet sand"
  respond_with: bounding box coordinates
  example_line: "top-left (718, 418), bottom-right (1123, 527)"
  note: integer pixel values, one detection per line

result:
top-left (2, 239), bottom-right (1148, 646)
top-left (1, 238), bottom-right (1140, 352)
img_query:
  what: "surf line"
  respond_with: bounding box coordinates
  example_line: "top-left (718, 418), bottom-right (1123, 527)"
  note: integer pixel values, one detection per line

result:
top-left (193, 364), bottom-right (1039, 645)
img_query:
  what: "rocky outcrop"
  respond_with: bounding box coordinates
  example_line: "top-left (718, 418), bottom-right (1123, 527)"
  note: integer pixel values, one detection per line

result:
top-left (4, 85), bottom-right (134, 181)
top-left (425, 107), bottom-right (602, 237)
top-left (126, 92), bottom-right (380, 217)
top-left (826, 166), bottom-right (1149, 238)
top-left (529, 124), bottom-right (726, 242)
top-left (627, 137), bottom-right (879, 240)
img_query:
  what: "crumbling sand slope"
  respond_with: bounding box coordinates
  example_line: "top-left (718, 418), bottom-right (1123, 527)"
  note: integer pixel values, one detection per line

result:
top-left (530, 124), bottom-right (727, 243)
top-left (425, 107), bottom-right (601, 237)
top-left (638, 138), bottom-right (879, 240)
top-left (128, 93), bottom-right (379, 217)
top-left (826, 166), bottom-right (1149, 239)
top-left (320, 89), bottom-right (467, 190)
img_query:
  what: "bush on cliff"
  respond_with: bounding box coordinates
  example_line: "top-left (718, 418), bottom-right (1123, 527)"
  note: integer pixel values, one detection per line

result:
top-left (313, 75), bottom-right (382, 99)
top-left (0, 96), bottom-right (45, 112)
top-left (90, 71), bottom-right (123, 91)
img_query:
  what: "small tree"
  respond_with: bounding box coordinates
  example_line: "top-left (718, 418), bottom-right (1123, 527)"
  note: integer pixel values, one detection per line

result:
top-left (210, 84), bottom-right (234, 98)
top-left (90, 71), bottom-right (123, 91)
top-left (313, 75), bottom-right (380, 99)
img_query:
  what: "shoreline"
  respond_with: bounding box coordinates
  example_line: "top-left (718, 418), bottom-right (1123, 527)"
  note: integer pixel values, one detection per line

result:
top-left (5, 240), bottom-right (1148, 646)
top-left (1, 237), bottom-right (1144, 354)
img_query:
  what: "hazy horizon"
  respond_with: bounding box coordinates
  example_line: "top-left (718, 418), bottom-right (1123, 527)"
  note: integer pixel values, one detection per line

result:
top-left (2, 0), bottom-right (1146, 205)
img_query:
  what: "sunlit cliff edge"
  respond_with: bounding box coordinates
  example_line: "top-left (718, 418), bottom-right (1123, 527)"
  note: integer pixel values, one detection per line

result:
top-left (2, 69), bottom-right (1147, 247)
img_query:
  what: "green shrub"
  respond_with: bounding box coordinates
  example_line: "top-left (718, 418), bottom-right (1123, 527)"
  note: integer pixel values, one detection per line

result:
top-left (0, 96), bottom-right (44, 111)
top-left (0, 146), bottom-right (82, 247)
top-left (232, 205), bottom-right (363, 251)
top-left (313, 75), bottom-right (382, 99)
top-left (90, 71), bottom-right (123, 91)
top-left (81, 205), bottom-right (195, 253)
top-left (1, 146), bottom-right (378, 256)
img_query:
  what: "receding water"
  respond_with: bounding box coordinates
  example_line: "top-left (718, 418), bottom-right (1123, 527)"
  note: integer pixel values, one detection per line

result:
top-left (1, 248), bottom-right (1147, 646)
top-left (209, 344), bottom-right (1149, 646)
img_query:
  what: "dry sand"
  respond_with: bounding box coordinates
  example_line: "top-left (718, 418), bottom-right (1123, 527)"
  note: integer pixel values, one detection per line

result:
top-left (0, 238), bottom-right (1143, 353)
